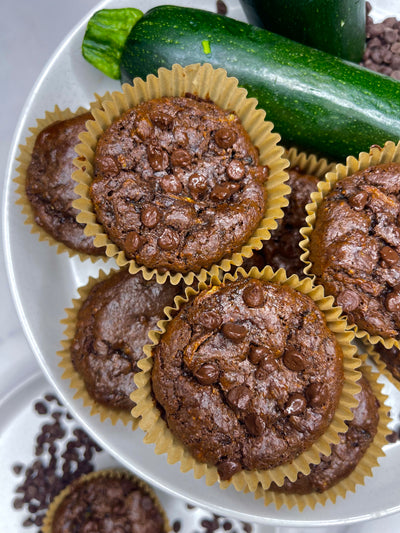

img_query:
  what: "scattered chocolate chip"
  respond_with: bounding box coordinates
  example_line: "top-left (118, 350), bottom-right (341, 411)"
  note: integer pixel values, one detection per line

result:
top-left (380, 246), bottom-right (399, 266)
top-left (283, 349), bottom-right (306, 371)
top-left (285, 393), bottom-right (307, 416)
top-left (349, 190), bottom-right (369, 210)
top-left (194, 363), bottom-right (220, 385)
top-left (147, 145), bottom-right (169, 171)
top-left (305, 382), bottom-right (327, 407)
top-left (222, 322), bottom-right (247, 342)
top-left (216, 0), bottom-right (227, 15)
top-left (198, 310), bottom-right (222, 330)
top-left (386, 430), bottom-right (398, 443)
top-left (336, 289), bottom-right (361, 312)
top-left (34, 401), bottom-right (47, 415)
top-left (227, 160), bottom-right (245, 181)
top-left (244, 413), bottom-right (265, 436)
top-left (125, 230), bottom-right (142, 254)
top-left (13, 498), bottom-right (24, 510)
top-left (172, 520), bottom-right (181, 532)
top-left (217, 459), bottom-right (241, 481)
top-left (223, 521), bottom-right (233, 531)
top-left (226, 385), bottom-right (251, 411)
top-left (248, 345), bottom-right (268, 365)
top-left (13, 463), bottom-right (23, 475)
top-left (242, 283), bottom-right (264, 308)
top-left (158, 228), bottom-right (180, 250)
top-left (214, 128), bottom-right (237, 149)
top-left (160, 174), bottom-right (183, 194)
top-left (170, 149), bottom-right (192, 168)
top-left (140, 205), bottom-right (160, 228)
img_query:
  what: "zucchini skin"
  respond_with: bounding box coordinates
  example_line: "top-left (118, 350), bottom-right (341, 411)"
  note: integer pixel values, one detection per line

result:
top-left (120, 5), bottom-right (400, 161)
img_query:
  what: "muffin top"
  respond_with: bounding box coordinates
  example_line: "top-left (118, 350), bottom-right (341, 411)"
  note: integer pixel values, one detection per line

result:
top-left (71, 269), bottom-right (182, 411)
top-left (26, 112), bottom-right (104, 256)
top-left (91, 95), bottom-right (269, 274)
top-left (262, 166), bottom-right (319, 277)
top-left (271, 374), bottom-right (379, 494)
top-left (151, 277), bottom-right (344, 480)
top-left (374, 342), bottom-right (400, 383)
top-left (309, 163), bottom-right (400, 339)
top-left (51, 474), bottom-right (166, 533)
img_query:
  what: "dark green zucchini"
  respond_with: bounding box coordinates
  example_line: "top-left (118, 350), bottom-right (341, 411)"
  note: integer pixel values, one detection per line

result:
top-left (82, 5), bottom-right (400, 161)
top-left (239, 0), bottom-right (366, 63)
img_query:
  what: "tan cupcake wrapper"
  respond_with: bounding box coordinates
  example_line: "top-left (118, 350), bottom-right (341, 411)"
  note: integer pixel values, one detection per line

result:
top-left (58, 267), bottom-right (140, 429)
top-left (249, 354), bottom-right (391, 510)
top-left (14, 102), bottom-right (110, 262)
top-left (131, 265), bottom-right (362, 494)
top-left (364, 338), bottom-right (400, 392)
top-left (285, 146), bottom-right (337, 179)
top-left (72, 62), bottom-right (290, 286)
top-left (42, 468), bottom-right (170, 533)
top-left (299, 140), bottom-right (400, 349)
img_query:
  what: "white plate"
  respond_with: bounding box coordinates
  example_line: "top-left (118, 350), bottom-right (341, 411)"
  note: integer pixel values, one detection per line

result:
top-left (3, 0), bottom-right (400, 526)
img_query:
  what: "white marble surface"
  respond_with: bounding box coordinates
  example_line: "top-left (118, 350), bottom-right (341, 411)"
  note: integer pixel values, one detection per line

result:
top-left (1, 1), bottom-right (400, 531)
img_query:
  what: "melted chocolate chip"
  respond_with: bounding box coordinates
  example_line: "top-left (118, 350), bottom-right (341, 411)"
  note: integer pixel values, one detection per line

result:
top-left (283, 349), bottom-right (306, 371)
top-left (215, 128), bottom-right (237, 149)
top-left (255, 357), bottom-right (278, 379)
top-left (211, 182), bottom-right (240, 201)
top-left (188, 173), bottom-right (208, 199)
top-left (170, 149), bottom-right (192, 168)
top-left (380, 245), bottom-right (400, 266)
top-left (140, 205), bottom-right (160, 228)
top-left (160, 175), bottom-right (183, 194)
top-left (222, 323), bottom-right (247, 342)
top-left (194, 363), bottom-right (219, 385)
top-left (285, 393), bottom-right (307, 416)
top-left (242, 283), bottom-right (265, 308)
top-left (136, 118), bottom-right (153, 140)
top-left (96, 155), bottom-right (119, 177)
top-left (249, 165), bottom-right (269, 183)
top-left (244, 413), bottom-right (265, 436)
top-left (349, 190), bottom-right (369, 210)
top-left (217, 460), bottom-right (241, 481)
top-left (158, 228), bottom-right (180, 250)
top-left (198, 310), bottom-right (222, 330)
top-left (151, 111), bottom-right (173, 129)
top-left (385, 286), bottom-right (400, 313)
top-left (226, 385), bottom-right (251, 411)
top-left (248, 345), bottom-right (268, 365)
top-left (147, 145), bottom-right (169, 171)
top-left (336, 289), bottom-right (361, 312)
top-left (305, 382), bottom-right (327, 407)
top-left (124, 231), bottom-right (141, 254)
top-left (227, 160), bottom-right (245, 181)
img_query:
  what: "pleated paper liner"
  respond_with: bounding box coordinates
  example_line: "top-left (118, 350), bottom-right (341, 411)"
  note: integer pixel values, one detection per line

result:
top-left (299, 140), bottom-right (400, 350)
top-left (131, 265), bottom-right (362, 495)
top-left (42, 468), bottom-right (170, 533)
top-left (14, 103), bottom-right (109, 262)
top-left (72, 62), bottom-right (291, 287)
top-left (249, 356), bottom-right (391, 510)
top-left (285, 146), bottom-right (336, 179)
top-left (58, 267), bottom-right (140, 429)
top-left (364, 338), bottom-right (400, 392)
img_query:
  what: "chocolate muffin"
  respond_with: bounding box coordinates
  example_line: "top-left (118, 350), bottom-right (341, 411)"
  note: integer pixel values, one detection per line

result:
top-left (49, 473), bottom-right (166, 533)
top-left (270, 375), bottom-right (379, 494)
top-left (25, 112), bottom-right (104, 255)
top-left (262, 166), bottom-right (319, 277)
top-left (91, 95), bottom-right (269, 274)
top-left (309, 163), bottom-right (400, 339)
top-left (151, 277), bottom-right (344, 481)
top-left (71, 269), bottom-right (182, 411)
top-left (373, 343), bottom-right (400, 383)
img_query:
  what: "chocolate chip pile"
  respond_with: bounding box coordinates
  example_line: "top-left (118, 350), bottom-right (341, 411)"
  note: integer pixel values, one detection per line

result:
top-left (361, 2), bottom-right (400, 79)
top-left (11, 393), bottom-right (102, 531)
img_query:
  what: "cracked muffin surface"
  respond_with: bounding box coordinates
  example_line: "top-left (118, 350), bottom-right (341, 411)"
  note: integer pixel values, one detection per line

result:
top-left (91, 95), bottom-right (269, 274)
top-left (151, 277), bottom-right (344, 480)
top-left (309, 163), bottom-right (400, 339)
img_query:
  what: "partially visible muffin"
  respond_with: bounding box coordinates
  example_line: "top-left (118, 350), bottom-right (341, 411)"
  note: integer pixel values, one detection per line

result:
top-left (71, 269), bottom-right (182, 411)
top-left (373, 343), bottom-right (400, 383)
top-left (151, 277), bottom-right (344, 481)
top-left (309, 162), bottom-right (400, 339)
top-left (45, 471), bottom-right (167, 533)
top-left (25, 112), bottom-right (105, 255)
top-left (91, 95), bottom-right (269, 274)
top-left (270, 374), bottom-right (379, 494)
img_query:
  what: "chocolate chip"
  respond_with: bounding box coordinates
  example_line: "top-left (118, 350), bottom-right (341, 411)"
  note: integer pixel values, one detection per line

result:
top-left (157, 228), bottom-right (180, 250)
top-left (211, 182), bottom-right (240, 201)
top-left (386, 286), bottom-right (400, 313)
top-left (242, 282), bottom-right (265, 308)
top-left (226, 385), bottom-right (251, 410)
top-left (13, 463), bottom-right (23, 475)
top-left (386, 430), bottom-right (398, 443)
top-left (170, 149), bottom-right (192, 168)
top-left (188, 172), bottom-right (208, 199)
top-left (249, 165), bottom-right (269, 183)
top-left (336, 289), bottom-right (360, 312)
top-left (244, 413), bottom-right (265, 436)
top-left (227, 160), bottom-right (245, 181)
top-left (34, 401), bottom-right (47, 415)
top-left (248, 345), bottom-right (268, 365)
top-left (216, 0), bottom-right (227, 15)
top-left (283, 349), bottom-right (306, 371)
top-left (172, 520), bottom-right (182, 532)
top-left (217, 459), bottom-right (241, 481)
top-left (198, 310), bottom-right (222, 330)
top-left (349, 190), bottom-right (369, 211)
top-left (13, 498), bottom-right (24, 509)
top-left (222, 323), bottom-right (247, 342)
top-left (136, 117), bottom-right (153, 140)
top-left (215, 128), bottom-right (237, 149)
top-left (285, 393), bottom-right (307, 416)
top-left (147, 145), bottom-right (169, 171)
top-left (194, 363), bottom-right (219, 385)
top-left (125, 231), bottom-right (142, 254)
top-left (380, 246), bottom-right (400, 266)
top-left (160, 174), bottom-right (183, 194)
top-left (96, 155), bottom-right (119, 176)
top-left (151, 111), bottom-right (173, 129)
top-left (305, 382), bottom-right (327, 407)
top-left (140, 205), bottom-right (160, 228)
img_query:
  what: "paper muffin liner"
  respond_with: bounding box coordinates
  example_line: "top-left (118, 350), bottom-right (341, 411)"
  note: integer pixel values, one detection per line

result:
top-left (299, 140), bottom-right (400, 349)
top-left (14, 103), bottom-right (110, 262)
top-left (58, 267), bottom-right (141, 429)
top-left (131, 265), bottom-right (362, 494)
top-left (42, 468), bottom-right (170, 533)
top-left (285, 146), bottom-right (337, 179)
top-left (72, 62), bottom-right (290, 286)
top-left (364, 339), bottom-right (400, 392)
top-left (249, 355), bottom-right (391, 510)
